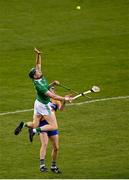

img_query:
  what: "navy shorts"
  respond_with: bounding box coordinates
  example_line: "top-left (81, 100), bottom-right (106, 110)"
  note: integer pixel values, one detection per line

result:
top-left (39, 120), bottom-right (58, 137)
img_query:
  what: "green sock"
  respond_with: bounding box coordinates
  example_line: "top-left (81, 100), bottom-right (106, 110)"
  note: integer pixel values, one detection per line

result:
top-left (33, 127), bottom-right (41, 133)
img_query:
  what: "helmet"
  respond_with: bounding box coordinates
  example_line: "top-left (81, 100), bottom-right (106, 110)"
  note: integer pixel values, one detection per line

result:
top-left (28, 68), bottom-right (36, 79)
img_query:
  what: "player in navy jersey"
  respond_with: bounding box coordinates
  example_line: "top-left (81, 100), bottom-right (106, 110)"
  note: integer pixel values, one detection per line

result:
top-left (39, 86), bottom-right (65, 173)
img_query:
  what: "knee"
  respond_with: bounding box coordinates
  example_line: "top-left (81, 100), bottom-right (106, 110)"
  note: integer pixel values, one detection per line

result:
top-left (41, 141), bottom-right (48, 149)
top-left (33, 121), bottom-right (39, 128)
top-left (53, 145), bottom-right (59, 152)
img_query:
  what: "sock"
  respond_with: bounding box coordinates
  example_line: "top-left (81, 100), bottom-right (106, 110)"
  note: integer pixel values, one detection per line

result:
top-left (33, 127), bottom-right (41, 134)
top-left (40, 159), bottom-right (45, 168)
top-left (51, 161), bottom-right (56, 167)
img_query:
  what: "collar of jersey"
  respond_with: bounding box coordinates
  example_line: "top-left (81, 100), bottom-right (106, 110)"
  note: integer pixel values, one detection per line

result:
top-left (34, 78), bottom-right (42, 81)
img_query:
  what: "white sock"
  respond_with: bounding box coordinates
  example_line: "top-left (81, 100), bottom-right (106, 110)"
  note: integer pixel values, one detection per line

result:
top-left (33, 129), bottom-right (37, 133)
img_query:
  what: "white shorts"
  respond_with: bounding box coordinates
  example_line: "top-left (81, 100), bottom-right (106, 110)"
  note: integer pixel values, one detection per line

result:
top-left (34, 99), bottom-right (52, 116)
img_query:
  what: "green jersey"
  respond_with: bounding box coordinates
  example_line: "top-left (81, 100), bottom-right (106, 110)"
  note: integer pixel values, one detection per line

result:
top-left (33, 77), bottom-right (50, 104)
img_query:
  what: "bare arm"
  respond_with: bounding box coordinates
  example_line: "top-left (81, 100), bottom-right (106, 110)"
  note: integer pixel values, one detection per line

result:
top-left (34, 48), bottom-right (42, 72)
top-left (45, 90), bottom-right (65, 101)
top-left (59, 100), bottom-right (66, 111)
top-left (45, 90), bottom-right (72, 102)
top-left (54, 99), bottom-right (66, 111)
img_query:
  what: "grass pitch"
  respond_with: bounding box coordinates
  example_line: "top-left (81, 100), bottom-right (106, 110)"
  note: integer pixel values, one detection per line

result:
top-left (0, 0), bottom-right (129, 178)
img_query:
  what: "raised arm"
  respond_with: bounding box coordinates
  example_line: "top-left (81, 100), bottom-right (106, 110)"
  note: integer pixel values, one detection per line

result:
top-left (34, 48), bottom-right (42, 72)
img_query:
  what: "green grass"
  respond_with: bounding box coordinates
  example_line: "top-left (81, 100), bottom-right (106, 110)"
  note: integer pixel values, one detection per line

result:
top-left (0, 0), bottom-right (129, 178)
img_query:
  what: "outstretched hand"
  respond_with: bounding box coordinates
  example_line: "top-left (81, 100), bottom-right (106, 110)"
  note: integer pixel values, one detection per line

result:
top-left (34, 48), bottom-right (42, 54)
top-left (64, 95), bottom-right (73, 103)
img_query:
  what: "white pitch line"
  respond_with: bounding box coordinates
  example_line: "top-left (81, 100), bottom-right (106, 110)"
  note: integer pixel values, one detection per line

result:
top-left (67, 95), bottom-right (129, 106)
top-left (0, 109), bottom-right (33, 116)
top-left (0, 96), bottom-right (129, 116)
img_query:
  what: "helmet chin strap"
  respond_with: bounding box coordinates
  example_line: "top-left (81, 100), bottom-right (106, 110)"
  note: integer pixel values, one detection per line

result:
top-left (34, 74), bottom-right (43, 80)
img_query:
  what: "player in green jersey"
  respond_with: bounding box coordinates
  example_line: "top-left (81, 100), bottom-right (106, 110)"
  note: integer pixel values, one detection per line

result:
top-left (14, 48), bottom-right (72, 141)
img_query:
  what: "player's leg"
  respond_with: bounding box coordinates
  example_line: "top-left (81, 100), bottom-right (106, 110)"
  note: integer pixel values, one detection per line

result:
top-left (50, 134), bottom-right (59, 163)
top-left (14, 115), bottom-right (42, 135)
top-left (49, 132), bottom-right (61, 173)
top-left (28, 101), bottom-right (59, 141)
top-left (33, 112), bottom-right (58, 134)
top-left (27, 114), bottom-right (42, 128)
top-left (39, 132), bottom-right (49, 172)
top-left (14, 99), bottom-right (43, 135)
top-left (43, 112), bottom-right (58, 130)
